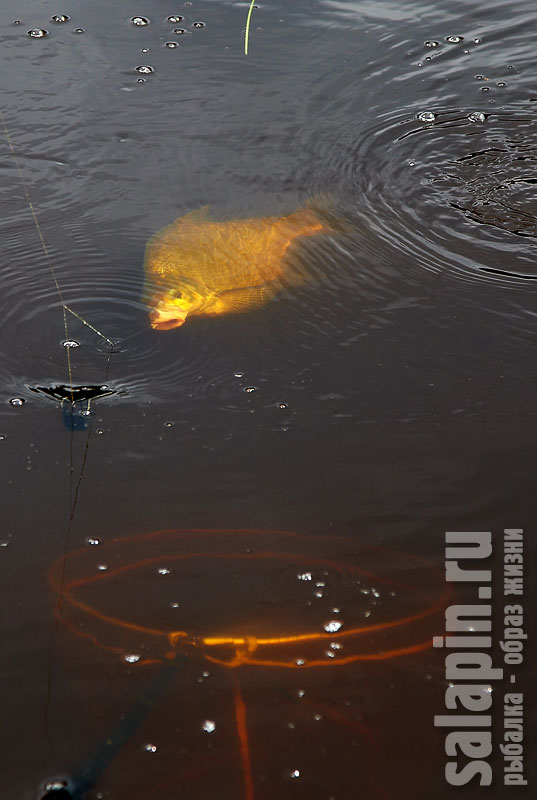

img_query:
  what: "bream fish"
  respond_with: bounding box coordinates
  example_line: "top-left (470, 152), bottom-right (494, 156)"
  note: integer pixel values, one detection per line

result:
top-left (144, 204), bottom-right (333, 330)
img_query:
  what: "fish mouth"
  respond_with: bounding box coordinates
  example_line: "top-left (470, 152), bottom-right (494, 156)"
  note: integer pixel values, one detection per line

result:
top-left (149, 309), bottom-right (187, 330)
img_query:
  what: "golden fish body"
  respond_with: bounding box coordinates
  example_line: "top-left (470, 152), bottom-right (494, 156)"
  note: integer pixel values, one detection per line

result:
top-left (144, 205), bottom-right (329, 329)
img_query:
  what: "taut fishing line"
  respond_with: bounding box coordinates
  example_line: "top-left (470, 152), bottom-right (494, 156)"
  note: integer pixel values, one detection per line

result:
top-left (0, 110), bottom-right (149, 752)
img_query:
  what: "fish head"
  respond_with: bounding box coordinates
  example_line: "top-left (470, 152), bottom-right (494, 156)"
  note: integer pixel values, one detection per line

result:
top-left (149, 283), bottom-right (207, 330)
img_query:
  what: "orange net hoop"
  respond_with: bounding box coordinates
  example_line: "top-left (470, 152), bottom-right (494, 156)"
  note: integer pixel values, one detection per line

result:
top-left (49, 528), bottom-right (449, 669)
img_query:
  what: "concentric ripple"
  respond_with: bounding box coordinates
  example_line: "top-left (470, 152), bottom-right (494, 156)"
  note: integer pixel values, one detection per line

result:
top-left (353, 109), bottom-right (537, 285)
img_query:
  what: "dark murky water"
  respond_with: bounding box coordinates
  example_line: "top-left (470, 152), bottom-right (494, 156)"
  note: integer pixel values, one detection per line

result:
top-left (1, 1), bottom-right (536, 798)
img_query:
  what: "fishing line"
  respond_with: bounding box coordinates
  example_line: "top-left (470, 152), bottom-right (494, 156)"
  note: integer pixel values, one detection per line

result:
top-left (1, 111), bottom-right (76, 400)
top-left (0, 111), bottom-right (144, 759)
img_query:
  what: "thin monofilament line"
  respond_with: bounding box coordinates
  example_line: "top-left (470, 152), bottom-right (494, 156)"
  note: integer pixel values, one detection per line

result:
top-left (0, 110), bottom-right (76, 400)
top-left (64, 304), bottom-right (115, 347)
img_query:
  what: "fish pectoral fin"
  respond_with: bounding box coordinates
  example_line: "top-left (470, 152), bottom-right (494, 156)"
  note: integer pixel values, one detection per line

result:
top-left (216, 284), bottom-right (274, 313)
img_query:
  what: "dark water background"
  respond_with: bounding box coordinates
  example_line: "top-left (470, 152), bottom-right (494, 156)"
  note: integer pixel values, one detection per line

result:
top-left (1, 0), bottom-right (536, 798)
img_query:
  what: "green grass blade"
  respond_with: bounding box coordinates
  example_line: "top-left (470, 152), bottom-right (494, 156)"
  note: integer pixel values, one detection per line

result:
top-left (244, 0), bottom-right (256, 55)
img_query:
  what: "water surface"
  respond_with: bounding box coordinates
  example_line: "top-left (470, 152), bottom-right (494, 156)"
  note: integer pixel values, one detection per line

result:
top-left (1, 1), bottom-right (535, 798)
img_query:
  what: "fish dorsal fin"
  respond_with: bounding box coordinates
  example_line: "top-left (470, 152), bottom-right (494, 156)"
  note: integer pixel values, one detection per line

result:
top-left (216, 284), bottom-right (274, 313)
top-left (178, 205), bottom-right (211, 224)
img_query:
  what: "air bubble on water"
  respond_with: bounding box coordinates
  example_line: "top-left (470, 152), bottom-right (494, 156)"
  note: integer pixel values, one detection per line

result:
top-left (467, 111), bottom-right (486, 122)
top-left (62, 339), bottom-right (80, 348)
top-left (474, 38), bottom-right (481, 43)
top-left (136, 65), bottom-right (154, 74)
top-left (45, 781), bottom-right (68, 791)
top-left (445, 35), bottom-right (463, 43)
top-left (192, 22), bottom-right (206, 28)
top-left (297, 689), bottom-right (305, 698)
top-left (313, 713), bottom-right (323, 721)
top-left (0, 540), bottom-right (10, 547)
top-left (314, 590), bottom-right (323, 598)
top-left (417, 111), bottom-right (436, 122)
top-left (158, 567), bottom-right (171, 575)
top-left (424, 40), bottom-right (439, 47)
top-left (315, 581), bottom-right (325, 587)
top-left (9, 398), bottom-right (25, 406)
top-left (86, 537), bottom-right (101, 546)
top-left (168, 15), bottom-right (184, 23)
top-left (372, 588), bottom-right (380, 598)
top-left (51, 14), bottom-right (70, 23)
top-left (288, 769), bottom-right (300, 779)
top-left (74, 28), bottom-right (85, 34)
top-left (141, 47), bottom-right (150, 53)
top-left (296, 658), bottom-right (305, 666)
top-left (202, 720), bottom-right (216, 733)
top-left (97, 429), bottom-right (104, 435)
top-left (497, 82), bottom-right (506, 87)
top-left (27, 29), bottom-right (48, 38)
top-left (364, 610), bottom-right (371, 618)
top-left (170, 601), bottom-right (180, 608)
top-left (297, 571), bottom-right (312, 581)
top-left (323, 620), bottom-right (342, 633)
top-left (131, 17), bottom-right (149, 26)
top-left (124, 653), bottom-right (140, 663)
top-left (330, 642), bottom-right (343, 650)
top-left (80, 410), bottom-right (91, 417)
top-left (165, 421), bottom-right (173, 427)
top-left (202, 671), bottom-right (210, 678)
top-left (137, 78), bottom-right (146, 83)
top-left (287, 721), bottom-right (296, 729)
top-left (325, 650), bottom-right (336, 658)
top-left (331, 607), bottom-right (340, 613)
top-left (144, 743), bottom-right (157, 752)
top-left (244, 386), bottom-right (256, 393)
top-left (97, 564), bottom-right (108, 571)
top-left (13, 21), bottom-right (22, 25)
top-left (481, 86), bottom-right (490, 92)
top-left (174, 28), bottom-right (187, 35)
top-left (279, 402), bottom-right (288, 409)
top-left (165, 41), bottom-right (178, 48)
top-left (234, 371), bottom-right (244, 378)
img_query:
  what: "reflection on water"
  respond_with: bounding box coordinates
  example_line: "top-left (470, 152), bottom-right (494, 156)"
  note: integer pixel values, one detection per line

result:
top-left (1, 0), bottom-right (536, 798)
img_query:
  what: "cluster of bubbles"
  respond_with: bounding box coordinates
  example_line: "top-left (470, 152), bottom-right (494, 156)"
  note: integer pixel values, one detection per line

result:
top-left (26, 14), bottom-right (85, 37)
top-left (25, 12), bottom-right (206, 62)
top-left (416, 34), bottom-right (483, 67)
top-left (417, 110), bottom-right (486, 124)
top-left (131, 13), bottom-right (206, 75)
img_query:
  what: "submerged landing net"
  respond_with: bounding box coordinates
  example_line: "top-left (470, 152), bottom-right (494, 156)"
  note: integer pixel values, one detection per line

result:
top-left (48, 528), bottom-right (449, 800)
